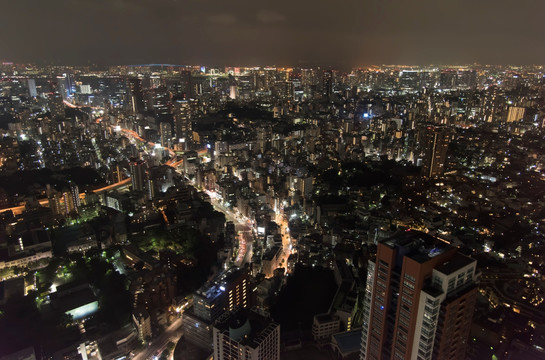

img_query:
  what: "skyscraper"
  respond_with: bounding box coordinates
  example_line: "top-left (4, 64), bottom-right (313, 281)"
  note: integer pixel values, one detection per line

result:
top-left (323, 70), bottom-right (333, 98)
top-left (27, 79), bottom-right (37, 97)
top-left (159, 122), bottom-right (172, 148)
top-left (128, 78), bottom-right (145, 114)
top-left (48, 92), bottom-right (65, 119)
top-left (421, 127), bottom-right (450, 178)
top-left (69, 182), bottom-right (81, 214)
top-left (213, 307), bottom-right (280, 360)
top-left (229, 84), bottom-right (238, 100)
top-left (62, 189), bottom-right (76, 215)
top-left (506, 106), bottom-right (525, 123)
top-left (48, 192), bottom-right (63, 216)
top-left (180, 70), bottom-right (193, 98)
top-left (360, 231), bottom-right (478, 360)
top-left (173, 99), bottom-right (191, 143)
top-left (129, 160), bottom-right (146, 192)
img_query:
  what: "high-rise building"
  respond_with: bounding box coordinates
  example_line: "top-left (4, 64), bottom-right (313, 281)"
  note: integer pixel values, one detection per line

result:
top-left (128, 78), bottom-right (145, 114)
top-left (506, 106), bottom-right (525, 123)
top-left (133, 308), bottom-right (152, 341)
top-left (481, 85), bottom-right (504, 122)
top-left (79, 84), bottom-right (92, 95)
top-left (256, 126), bottom-right (272, 153)
top-left (27, 79), bottom-right (37, 97)
top-left (360, 231), bottom-right (478, 360)
top-left (323, 70), bottom-right (333, 98)
top-left (61, 183), bottom-right (80, 215)
top-left (69, 182), bottom-right (81, 213)
top-left (48, 92), bottom-right (65, 119)
top-left (148, 86), bottom-right (170, 116)
top-left (229, 85), bottom-right (238, 100)
top-left (129, 160), bottom-right (146, 192)
top-left (182, 268), bottom-right (250, 350)
top-left (421, 127), bottom-right (450, 178)
top-left (180, 70), bottom-right (193, 98)
top-left (213, 307), bottom-right (280, 360)
top-left (194, 267), bottom-right (249, 321)
top-left (48, 192), bottom-right (63, 216)
top-left (159, 122), bottom-right (172, 148)
top-left (63, 189), bottom-right (75, 215)
top-left (173, 99), bottom-right (191, 143)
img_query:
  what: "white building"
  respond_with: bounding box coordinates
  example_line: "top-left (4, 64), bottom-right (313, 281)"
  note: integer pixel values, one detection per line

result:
top-left (213, 308), bottom-right (280, 360)
top-left (312, 313), bottom-right (340, 341)
top-left (132, 309), bottom-right (152, 341)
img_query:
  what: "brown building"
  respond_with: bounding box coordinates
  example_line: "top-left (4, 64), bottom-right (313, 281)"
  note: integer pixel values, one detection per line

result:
top-left (360, 231), bottom-right (478, 360)
top-left (421, 126), bottom-right (451, 178)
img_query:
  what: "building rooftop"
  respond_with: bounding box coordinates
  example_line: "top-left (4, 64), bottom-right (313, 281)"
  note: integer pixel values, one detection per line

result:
top-left (332, 330), bottom-right (362, 357)
top-left (315, 313), bottom-right (339, 324)
top-left (52, 285), bottom-right (98, 320)
top-left (0, 346), bottom-right (36, 360)
top-left (435, 252), bottom-right (475, 275)
top-left (263, 246), bottom-right (282, 261)
top-left (195, 267), bottom-right (245, 301)
top-left (422, 284), bottom-right (444, 298)
top-left (382, 230), bottom-right (453, 263)
top-left (0, 277), bottom-right (24, 305)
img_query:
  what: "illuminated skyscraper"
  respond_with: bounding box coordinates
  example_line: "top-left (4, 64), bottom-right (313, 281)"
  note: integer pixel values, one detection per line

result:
top-left (506, 106), bottom-right (525, 123)
top-left (159, 122), bottom-right (172, 148)
top-left (173, 99), bottom-right (191, 143)
top-left (229, 84), bottom-right (238, 100)
top-left (360, 231), bottom-right (478, 360)
top-left (128, 78), bottom-right (145, 113)
top-left (62, 183), bottom-right (80, 215)
top-left (48, 93), bottom-right (65, 119)
top-left (421, 127), bottom-right (450, 178)
top-left (70, 182), bottom-right (81, 213)
top-left (129, 160), bottom-right (146, 192)
top-left (323, 70), bottom-right (333, 98)
top-left (48, 192), bottom-right (63, 216)
top-left (180, 70), bottom-right (193, 98)
top-left (481, 85), bottom-right (504, 122)
top-left (27, 79), bottom-right (37, 97)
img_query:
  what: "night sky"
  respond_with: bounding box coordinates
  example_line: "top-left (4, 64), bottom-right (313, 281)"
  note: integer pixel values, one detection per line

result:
top-left (1, 0), bottom-right (543, 66)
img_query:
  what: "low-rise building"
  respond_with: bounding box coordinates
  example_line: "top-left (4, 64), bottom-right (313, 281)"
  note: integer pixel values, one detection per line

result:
top-left (312, 313), bottom-right (340, 341)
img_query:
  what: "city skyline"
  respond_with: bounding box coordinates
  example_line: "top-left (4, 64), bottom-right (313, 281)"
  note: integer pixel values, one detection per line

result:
top-left (0, 2), bottom-right (544, 358)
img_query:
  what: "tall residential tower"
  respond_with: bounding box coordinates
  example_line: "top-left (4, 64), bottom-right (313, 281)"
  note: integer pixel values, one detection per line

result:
top-left (360, 231), bottom-right (478, 360)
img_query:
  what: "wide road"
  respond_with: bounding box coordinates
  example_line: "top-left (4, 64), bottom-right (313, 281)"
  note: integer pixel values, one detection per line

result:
top-left (133, 316), bottom-right (183, 360)
top-left (275, 212), bottom-right (293, 272)
top-left (204, 190), bottom-right (254, 266)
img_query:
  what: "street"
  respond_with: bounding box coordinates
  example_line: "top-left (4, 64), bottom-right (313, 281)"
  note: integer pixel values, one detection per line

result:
top-left (204, 190), bottom-right (254, 267)
top-left (132, 316), bottom-right (183, 360)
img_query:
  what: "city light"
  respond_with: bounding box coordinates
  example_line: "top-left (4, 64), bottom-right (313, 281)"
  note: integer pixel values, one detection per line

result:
top-left (0, 11), bottom-right (542, 359)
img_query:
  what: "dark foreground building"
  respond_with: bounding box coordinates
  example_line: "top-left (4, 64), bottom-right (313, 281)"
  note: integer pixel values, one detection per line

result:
top-left (360, 231), bottom-right (478, 360)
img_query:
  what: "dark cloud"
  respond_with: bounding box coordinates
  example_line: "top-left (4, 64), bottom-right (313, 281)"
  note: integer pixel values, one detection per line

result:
top-left (257, 10), bottom-right (287, 24)
top-left (0, 0), bottom-right (543, 66)
top-left (206, 14), bottom-right (238, 26)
